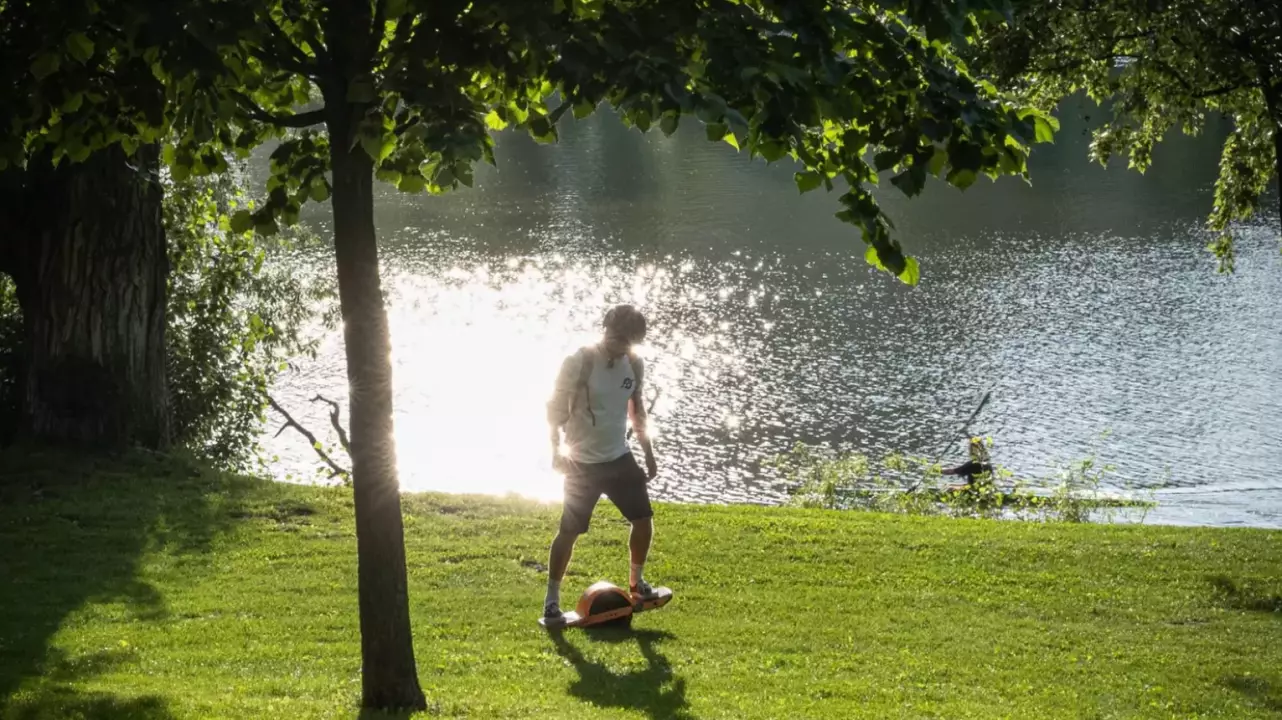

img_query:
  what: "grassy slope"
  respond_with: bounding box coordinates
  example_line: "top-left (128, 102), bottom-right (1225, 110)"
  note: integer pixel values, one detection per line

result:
top-left (1, 450), bottom-right (1280, 720)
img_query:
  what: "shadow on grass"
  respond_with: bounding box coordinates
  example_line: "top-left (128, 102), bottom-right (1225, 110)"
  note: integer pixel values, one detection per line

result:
top-left (0, 446), bottom-right (253, 718)
top-left (548, 626), bottom-right (692, 720)
top-left (1223, 675), bottom-right (1282, 714)
top-left (1208, 575), bottom-right (1282, 615)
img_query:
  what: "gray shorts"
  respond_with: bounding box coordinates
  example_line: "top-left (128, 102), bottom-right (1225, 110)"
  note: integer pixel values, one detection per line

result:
top-left (559, 452), bottom-right (653, 534)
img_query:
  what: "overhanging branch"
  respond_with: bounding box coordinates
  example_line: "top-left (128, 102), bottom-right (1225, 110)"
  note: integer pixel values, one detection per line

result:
top-left (232, 91), bottom-right (326, 128)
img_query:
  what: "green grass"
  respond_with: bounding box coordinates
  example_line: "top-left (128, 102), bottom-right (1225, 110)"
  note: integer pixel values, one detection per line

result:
top-left (1, 448), bottom-right (1280, 719)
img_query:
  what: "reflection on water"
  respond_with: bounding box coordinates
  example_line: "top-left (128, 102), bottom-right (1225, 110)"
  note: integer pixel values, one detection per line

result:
top-left (260, 98), bottom-right (1282, 528)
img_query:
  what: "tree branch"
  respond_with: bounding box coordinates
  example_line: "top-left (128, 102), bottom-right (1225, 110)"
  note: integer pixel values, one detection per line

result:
top-left (268, 394), bottom-right (351, 478)
top-left (310, 394), bottom-right (351, 452)
top-left (232, 91), bottom-right (326, 128)
top-left (368, 0), bottom-right (389, 66)
top-left (1193, 82), bottom-right (1262, 99)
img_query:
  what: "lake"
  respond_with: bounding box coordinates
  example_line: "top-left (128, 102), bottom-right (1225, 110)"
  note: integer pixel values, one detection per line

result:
top-left (259, 98), bottom-right (1282, 529)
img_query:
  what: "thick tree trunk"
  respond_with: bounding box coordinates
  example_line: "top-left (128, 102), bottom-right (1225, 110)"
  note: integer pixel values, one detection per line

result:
top-left (326, 101), bottom-right (427, 712)
top-left (10, 145), bottom-right (170, 450)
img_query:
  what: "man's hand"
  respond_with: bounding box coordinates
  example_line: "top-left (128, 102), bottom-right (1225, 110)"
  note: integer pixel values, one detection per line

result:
top-left (644, 450), bottom-right (657, 481)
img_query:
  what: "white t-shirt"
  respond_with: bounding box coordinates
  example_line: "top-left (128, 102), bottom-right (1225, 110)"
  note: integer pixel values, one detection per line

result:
top-left (548, 346), bottom-right (641, 464)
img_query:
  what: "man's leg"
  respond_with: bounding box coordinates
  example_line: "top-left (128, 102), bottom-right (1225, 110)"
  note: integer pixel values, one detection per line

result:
top-left (604, 453), bottom-right (656, 596)
top-left (628, 516), bottom-right (652, 591)
top-left (545, 529), bottom-right (579, 614)
top-left (546, 466), bottom-right (599, 617)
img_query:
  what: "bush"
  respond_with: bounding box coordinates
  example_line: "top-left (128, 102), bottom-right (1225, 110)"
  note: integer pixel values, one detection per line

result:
top-left (769, 437), bottom-right (1156, 523)
top-left (164, 165), bottom-right (335, 471)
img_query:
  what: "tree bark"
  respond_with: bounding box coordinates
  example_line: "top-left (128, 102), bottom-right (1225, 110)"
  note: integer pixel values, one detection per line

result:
top-left (9, 145), bottom-right (170, 450)
top-left (322, 14), bottom-right (427, 707)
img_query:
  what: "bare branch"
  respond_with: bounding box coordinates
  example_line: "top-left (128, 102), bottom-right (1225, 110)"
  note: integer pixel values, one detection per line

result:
top-left (268, 394), bottom-right (351, 478)
top-left (310, 394), bottom-right (351, 452)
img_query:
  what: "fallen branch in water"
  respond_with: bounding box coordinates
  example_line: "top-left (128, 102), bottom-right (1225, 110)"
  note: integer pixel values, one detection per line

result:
top-left (310, 394), bottom-right (351, 452)
top-left (267, 394), bottom-right (351, 479)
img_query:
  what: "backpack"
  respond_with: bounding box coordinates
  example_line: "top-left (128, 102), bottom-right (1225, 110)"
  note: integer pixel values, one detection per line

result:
top-left (569, 345), bottom-right (643, 426)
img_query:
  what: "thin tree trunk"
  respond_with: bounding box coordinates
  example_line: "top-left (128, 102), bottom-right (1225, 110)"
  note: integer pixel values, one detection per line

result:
top-left (324, 80), bottom-right (427, 714)
top-left (10, 145), bottom-right (169, 450)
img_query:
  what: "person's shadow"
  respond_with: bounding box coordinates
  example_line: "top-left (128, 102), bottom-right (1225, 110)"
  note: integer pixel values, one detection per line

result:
top-left (548, 627), bottom-right (693, 720)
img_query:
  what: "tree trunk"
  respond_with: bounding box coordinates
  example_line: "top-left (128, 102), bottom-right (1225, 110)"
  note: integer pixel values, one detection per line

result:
top-left (325, 99), bottom-right (427, 712)
top-left (10, 145), bottom-right (170, 450)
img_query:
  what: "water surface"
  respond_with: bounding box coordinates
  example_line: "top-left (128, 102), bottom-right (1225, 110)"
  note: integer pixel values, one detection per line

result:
top-left (260, 100), bottom-right (1282, 528)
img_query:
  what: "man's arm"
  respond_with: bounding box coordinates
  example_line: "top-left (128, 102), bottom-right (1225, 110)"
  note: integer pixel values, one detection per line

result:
top-left (628, 361), bottom-right (657, 479)
top-left (547, 353), bottom-right (579, 466)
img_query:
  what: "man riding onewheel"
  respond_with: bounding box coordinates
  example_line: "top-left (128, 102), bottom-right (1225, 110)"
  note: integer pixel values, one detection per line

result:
top-left (542, 304), bottom-right (662, 626)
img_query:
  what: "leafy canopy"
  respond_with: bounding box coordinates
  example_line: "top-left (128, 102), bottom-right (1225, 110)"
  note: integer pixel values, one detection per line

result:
top-left (970, 0), bottom-right (1282, 270)
top-left (2, 0), bottom-right (1057, 284)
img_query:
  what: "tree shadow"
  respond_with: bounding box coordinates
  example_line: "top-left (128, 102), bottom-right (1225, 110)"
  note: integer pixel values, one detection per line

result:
top-left (548, 626), bottom-right (693, 720)
top-left (1223, 675), bottom-right (1282, 714)
top-left (1207, 575), bottom-right (1282, 615)
top-left (0, 446), bottom-right (252, 716)
top-left (3, 688), bottom-right (173, 720)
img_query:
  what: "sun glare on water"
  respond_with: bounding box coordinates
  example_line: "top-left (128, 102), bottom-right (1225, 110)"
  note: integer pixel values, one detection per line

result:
top-left (263, 254), bottom-right (726, 503)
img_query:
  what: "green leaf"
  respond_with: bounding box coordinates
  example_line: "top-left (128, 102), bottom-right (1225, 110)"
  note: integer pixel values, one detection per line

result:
top-left (308, 177), bottom-right (331, 202)
top-left (660, 114), bottom-right (679, 136)
top-left (230, 211), bottom-right (254, 234)
top-left (31, 53), bottom-right (60, 80)
top-left (397, 173), bottom-right (426, 193)
top-left (890, 165), bottom-right (926, 197)
top-left (705, 122), bottom-right (728, 143)
top-left (484, 109), bottom-right (508, 131)
top-left (946, 168), bottom-right (977, 190)
top-left (794, 171), bottom-right (823, 194)
top-left (572, 0), bottom-right (604, 20)
top-left (873, 150), bottom-right (900, 172)
top-left (864, 245), bottom-right (886, 271)
top-left (360, 133), bottom-right (395, 163)
top-left (61, 92), bottom-right (84, 114)
top-left (1034, 115), bottom-right (1058, 144)
top-left (758, 141), bottom-right (788, 163)
top-left (66, 32), bottom-right (95, 63)
top-left (528, 116), bottom-right (556, 144)
top-left (897, 257), bottom-right (920, 286)
top-left (928, 147), bottom-right (948, 177)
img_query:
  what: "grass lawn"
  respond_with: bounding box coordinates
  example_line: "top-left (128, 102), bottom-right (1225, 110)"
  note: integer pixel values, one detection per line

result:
top-left (1, 449), bottom-right (1280, 719)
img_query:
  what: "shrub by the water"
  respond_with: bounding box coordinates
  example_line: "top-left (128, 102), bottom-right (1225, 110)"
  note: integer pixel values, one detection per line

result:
top-left (771, 437), bottom-right (1156, 523)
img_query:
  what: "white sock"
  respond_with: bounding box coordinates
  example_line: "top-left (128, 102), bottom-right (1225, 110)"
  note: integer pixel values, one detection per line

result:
top-left (545, 579), bottom-right (561, 608)
top-left (630, 563), bottom-right (645, 588)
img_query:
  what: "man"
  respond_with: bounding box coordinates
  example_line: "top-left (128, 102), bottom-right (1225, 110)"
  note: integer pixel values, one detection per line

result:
top-left (543, 304), bottom-right (659, 625)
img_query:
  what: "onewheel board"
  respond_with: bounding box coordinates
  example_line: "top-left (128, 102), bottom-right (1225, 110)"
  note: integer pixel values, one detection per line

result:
top-left (538, 611), bottom-right (581, 629)
top-left (539, 581), bottom-right (673, 629)
top-left (634, 586), bottom-right (673, 613)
